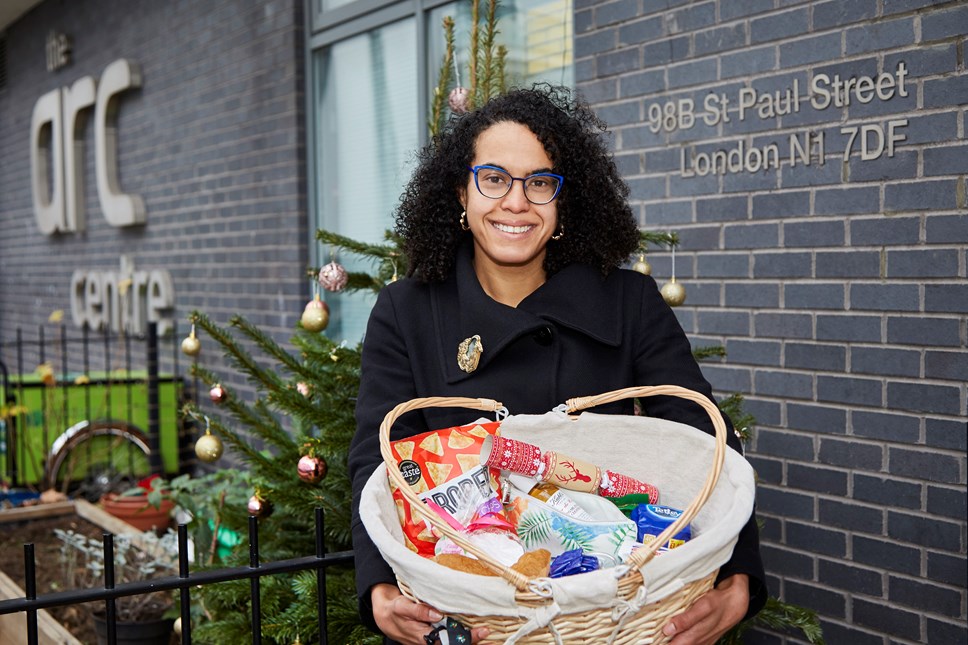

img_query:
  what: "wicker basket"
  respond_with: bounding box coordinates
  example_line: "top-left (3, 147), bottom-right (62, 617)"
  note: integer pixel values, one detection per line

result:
top-left (360, 385), bottom-right (756, 644)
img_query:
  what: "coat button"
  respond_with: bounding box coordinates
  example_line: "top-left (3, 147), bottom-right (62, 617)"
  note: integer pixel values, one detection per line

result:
top-left (532, 326), bottom-right (553, 346)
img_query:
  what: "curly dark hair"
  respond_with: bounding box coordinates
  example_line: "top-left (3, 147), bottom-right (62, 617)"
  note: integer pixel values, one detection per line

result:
top-left (396, 84), bottom-right (640, 282)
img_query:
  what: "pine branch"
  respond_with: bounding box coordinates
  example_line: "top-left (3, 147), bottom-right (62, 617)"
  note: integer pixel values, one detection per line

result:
top-left (639, 229), bottom-right (679, 248)
top-left (693, 345), bottom-right (727, 361)
top-left (429, 17), bottom-right (456, 137)
top-left (468, 0), bottom-right (480, 106)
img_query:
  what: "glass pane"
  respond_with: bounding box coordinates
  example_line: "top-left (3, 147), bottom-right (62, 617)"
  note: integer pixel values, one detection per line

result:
top-left (314, 18), bottom-right (419, 343)
top-left (427, 0), bottom-right (573, 99)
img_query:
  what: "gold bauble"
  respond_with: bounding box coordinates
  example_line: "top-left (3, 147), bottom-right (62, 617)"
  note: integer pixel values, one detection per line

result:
top-left (300, 297), bottom-right (330, 332)
top-left (632, 254), bottom-right (652, 276)
top-left (660, 278), bottom-right (687, 307)
top-left (173, 617), bottom-right (182, 636)
top-left (181, 333), bottom-right (201, 357)
top-left (195, 432), bottom-right (223, 463)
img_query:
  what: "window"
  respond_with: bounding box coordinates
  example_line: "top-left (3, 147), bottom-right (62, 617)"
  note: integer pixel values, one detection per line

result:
top-left (308, 0), bottom-right (572, 342)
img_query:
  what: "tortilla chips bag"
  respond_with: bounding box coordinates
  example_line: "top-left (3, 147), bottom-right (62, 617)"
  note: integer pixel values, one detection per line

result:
top-left (388, 421), bottom-right (505, 558)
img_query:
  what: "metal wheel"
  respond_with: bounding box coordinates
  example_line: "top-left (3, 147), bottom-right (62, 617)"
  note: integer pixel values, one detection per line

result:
top-left (47, 420), bottom-right (152, 502)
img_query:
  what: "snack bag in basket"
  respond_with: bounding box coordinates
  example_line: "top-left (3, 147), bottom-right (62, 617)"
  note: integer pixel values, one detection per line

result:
top-left (388, 421), bottom-right (506, 558)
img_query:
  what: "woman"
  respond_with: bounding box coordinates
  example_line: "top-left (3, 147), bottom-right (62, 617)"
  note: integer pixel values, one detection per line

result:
top-left (349, 85), bottom-right (766, 645)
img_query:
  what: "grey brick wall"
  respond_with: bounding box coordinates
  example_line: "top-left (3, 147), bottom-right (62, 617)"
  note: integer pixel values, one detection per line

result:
top-left (0, 0), bottom-right (307, 399)
top-left (578, 0), bottom-right (966, 642)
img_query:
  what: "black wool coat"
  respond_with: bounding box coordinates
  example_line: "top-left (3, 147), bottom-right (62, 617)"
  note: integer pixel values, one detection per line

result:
top-left (349, 243), bottom-right (767, 634)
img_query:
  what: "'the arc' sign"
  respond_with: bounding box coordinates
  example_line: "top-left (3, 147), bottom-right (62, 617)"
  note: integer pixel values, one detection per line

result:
top-left (30, 58), bottom-right (145, 235)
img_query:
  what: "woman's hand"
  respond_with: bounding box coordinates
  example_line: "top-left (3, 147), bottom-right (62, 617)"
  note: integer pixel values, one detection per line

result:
top-left (661, 573), bottom-right (749, 645)
top-left (371, 583), bottom-right (491, 645)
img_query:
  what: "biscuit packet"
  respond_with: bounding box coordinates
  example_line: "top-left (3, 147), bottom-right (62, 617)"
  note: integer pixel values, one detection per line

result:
top-left (388, 420), bottom-right (507, 558)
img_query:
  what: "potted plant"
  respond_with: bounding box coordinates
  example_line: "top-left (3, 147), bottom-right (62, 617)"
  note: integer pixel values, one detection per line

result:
top-left (99, 474), bottom-right (175, 532)
top-left (55, 527), bottom-right (178, 645)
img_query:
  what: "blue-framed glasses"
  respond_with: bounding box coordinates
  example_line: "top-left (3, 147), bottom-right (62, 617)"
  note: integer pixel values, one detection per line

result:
top-left (468, 165), bottom-right (564, 205)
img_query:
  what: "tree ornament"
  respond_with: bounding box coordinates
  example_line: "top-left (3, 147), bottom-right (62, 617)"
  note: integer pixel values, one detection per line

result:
top-left (318, 261), bottom-right (348, 292)
top-left (632, 253), bottom-right (652, 276)
top-left (297, 454), bottom-right (327, 483)
top-left (448, 87), bottom-right (470, 114)
top-left (195, 430), bottom-right (223, 463)
top-left (247, 493), bottom-right (273, 518)
top-left (660, 278), bottom-right (687, 306)
top-left (296, 381), bottom-right (311, 397)
top-left (300, 293), bottom-right (330, 332)
top-left (173, 617), bottom-right (182, 636)
top-left (209, 383), bottom-right (228, 404)
top-left (181, 323), bottom-right (201, 357)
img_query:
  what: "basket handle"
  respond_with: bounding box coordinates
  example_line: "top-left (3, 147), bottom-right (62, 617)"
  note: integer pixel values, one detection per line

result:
top-left (562, 385), bottom-right (727, 570)
top-left (379, 397), bottom-right (535, 591)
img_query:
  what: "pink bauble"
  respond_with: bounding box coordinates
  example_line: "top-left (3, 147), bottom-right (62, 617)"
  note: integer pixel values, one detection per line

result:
top-left (318, 262), bottom-right (349, 292)
top-left (297, 454), bottom-right (327, 483)
top-left (448, 87), bottom-right (470, 114)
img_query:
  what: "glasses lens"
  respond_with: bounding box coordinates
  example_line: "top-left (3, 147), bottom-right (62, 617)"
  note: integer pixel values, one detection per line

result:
top-left (524, 175), bottom-right (561, 204)
top-left (475, 167), bottom-right (512, 198)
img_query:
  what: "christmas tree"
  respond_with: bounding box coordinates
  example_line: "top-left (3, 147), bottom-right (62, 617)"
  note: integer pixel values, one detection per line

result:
top-left (175, 0), bottom-right (822, 642)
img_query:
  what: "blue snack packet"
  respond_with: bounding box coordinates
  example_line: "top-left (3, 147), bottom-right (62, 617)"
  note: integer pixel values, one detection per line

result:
top-left (549, 548), bottom-right (602, 578)
top-left (631, 504), bottom-right (691, 552)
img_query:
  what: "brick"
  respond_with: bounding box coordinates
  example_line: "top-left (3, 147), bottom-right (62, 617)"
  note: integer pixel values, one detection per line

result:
top-left (813, 0), bottom-right (878, 30)
top-left (753, 370), bottom-right (813, 399)
top-left (724, 223), bottom-right (779, 249)
top-left (924, 74), bottom-right (968, 110)
top-left (676, 225), bottom-right (720, 251)
top-left (815, 251), bottom-right (882, 278)
top-left (780, 156), bottom-right (843, 187)
top-left (849, 217), bottom-right (921, 248)
top-left (927, 618), bottom-right (968, 645)
top-left (846, 16), bottom-right (915, 55)
top-left (756, 429), bottom-right (815, 461)
top-left (888, 315), bottom-right (962, 346)
top-left (886, 43), bottom-right (958, 78)
top-left (696, 310), bottom-right (750, 335)
top-left (747, 455), bottom-right (783, 484)
top-left (852, 410), bottom-right (921, 443)
top-left (885, 179), bottom-right (958, 212)
top-left (925, 349), bottom-right (968, 381)
top-left (852, 535), bottom-right (920, 575)
top-left (925, 284), bottom-right (968, 315)
top-left (576, 29), bottom-right (618, 57)
top-left (754, 312), bottom-right (813, 339)
top-left (626, 175), bottom-right (666, 200)
top-left (819, 498), bottom-right (883, 533)
top-left (779, 32), bottom-right (843, 66)
top-left (853, 473), bottom-right (921, 510)
top-left (700, 364), bottom-right (752, 393)
top-left (596, 100), bottom-right (642, 127)
top-left (924, 143), bottom-right (968, 176)
top-left (760, 544), bottom-right (815, 579)
top-left (901, 111), bottom-right (960, 145)
top-left (888, 510), bottom-right (963, 551)
top-left (927, 551), bottom-right (968, 587)
top-left (819, 437), bottom-right (883, 469)
top-left (816, 314), bottom-right (881, 342)
top-left (785, 579), bottom-right (846, 618)
top-left (597, 48), bottom-right (640, 76)
top-left (888, 382), bottom-right (963, 416)
top-left (925, 418), bottom-right (967, 451)
top-left (580, 78), bottom-right (618, 103)
top-left (785, 342), bottom-right (846, 371)
top-left (817, 374), bottom-right (883, 406)
top-left (721, 46), bottom-right (776, 79)
top-left (922, 4), bottom-right (968, 41)
top-left (853, 597), bottom-right (920, 641)
top-left (814, 186), bottom-right (880, 215)
top-left (818, 558), bottom-right (883, 597)
top-left (743, 398), bottom-right (782, 426)
top-left (752, 252), bottom-right (812, 278)
top-left (751, 7), bottom-right (809, 45)
top-left (927, 485), bottom-right (966, 520)
top-left (695, 253), bottom-right (751, 278)
top-left (619, 69), bottom-right (665, 98)
top-left (848, 150), bottom-right (918, 182)
top-left (641, 36), bottom-right (690, 68)
top-left (784, 220), bottom-right (846, 248)
top-left (785, 283), bottom-right (845, 310)
top-left (575, 58), bottom-right (596, 82)
top-left (788, 463), bottom-right (849, 496)
top-left (815, 622), bottom-right (883, 645)
top-left (851, 346), bottom-right (920, 377)
top-left (787, 403), bottom-right (850, 436)
top-left (694, 23), bottom-right (747, 56)
top-left (595, 0), bottom-right (640, 28)
top-left (723, 339), bottom-right (781, 366)
top-left (724, 282), bottom-right (780, 308)
top-left (757, 487), bottom-right (817, 521)
top-left (695, 195), bottom-right (747, 222)
top-left (618, 15), bottom-right (664, 46)
top-left (849, 283), bottom-right (919, 312)
top-left (926, 214), bottom-right (968, 244)
top-left (669, 172), bottom-right (721, 197)
top-left (887, 248), bottom-right (961, 279)
top-left (668, 1), bottom-right (716, 31)
top-left (890, 575), bottom-right (963, 617)
top-left (667, 58), bottom-right (719, 90)
top-left (575, 8), bottom-right (594, 34)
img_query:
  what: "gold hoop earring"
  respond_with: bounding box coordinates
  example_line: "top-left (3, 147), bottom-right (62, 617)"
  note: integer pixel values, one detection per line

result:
top-left (460, 211), bottom-right (470, 231)
top-left (551, 223), bottom-right (564, 241)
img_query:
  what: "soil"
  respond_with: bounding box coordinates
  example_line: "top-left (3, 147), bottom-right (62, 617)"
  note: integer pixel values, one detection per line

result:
top-left (0, 514), bottom-right (177, 645)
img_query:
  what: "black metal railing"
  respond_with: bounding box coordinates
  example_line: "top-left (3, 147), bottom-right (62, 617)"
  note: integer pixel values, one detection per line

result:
top-left (0, 508), bottom-right (354, 645)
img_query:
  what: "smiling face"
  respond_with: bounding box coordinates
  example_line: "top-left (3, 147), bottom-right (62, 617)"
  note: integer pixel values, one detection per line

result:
top-left (459, 121), bottom-right (559, 291)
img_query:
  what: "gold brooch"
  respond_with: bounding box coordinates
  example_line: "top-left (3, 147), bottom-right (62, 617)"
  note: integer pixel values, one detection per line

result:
top-left (457, 335), bottom-right (483, 373)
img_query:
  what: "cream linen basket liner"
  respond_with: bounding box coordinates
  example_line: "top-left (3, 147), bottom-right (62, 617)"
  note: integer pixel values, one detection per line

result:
top-left (360, 385), bottom-right (756, 644)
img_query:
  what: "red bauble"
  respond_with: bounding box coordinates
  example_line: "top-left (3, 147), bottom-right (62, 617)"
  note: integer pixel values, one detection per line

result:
top-left (297, 454), bottom-right (327, 483)
top-left (247, 494), bottom-right (273, 518)
top-left (209, 383), bottom-right (228, 404)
